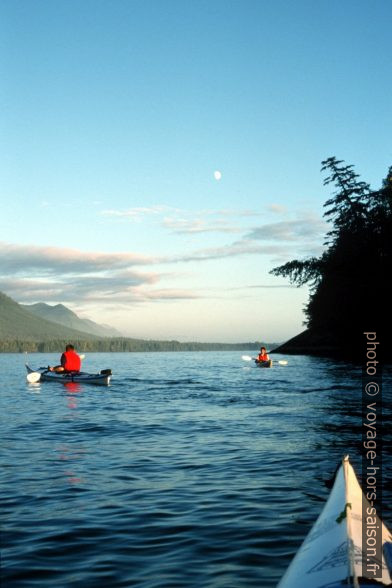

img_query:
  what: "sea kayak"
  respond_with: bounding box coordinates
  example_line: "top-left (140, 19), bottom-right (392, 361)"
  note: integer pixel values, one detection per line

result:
top-left (26, 364), bottom-right (112, 386)
top-left (278, 455), bottom-right (392, 587)
top-left (255, 359), bottom-right (272, 368)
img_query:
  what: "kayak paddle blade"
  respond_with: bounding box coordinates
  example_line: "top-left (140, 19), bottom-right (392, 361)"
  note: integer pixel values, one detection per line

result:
top-left (27, 372), bottom-right (41, 383)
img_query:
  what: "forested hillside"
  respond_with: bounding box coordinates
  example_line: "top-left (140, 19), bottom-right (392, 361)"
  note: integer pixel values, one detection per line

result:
top-left (22, 302), bottom-right (121, 337)
top-left (271, 158), bottom-right (391, 359)
top-left (0, 291), bottom-right (266, 353)
top-left (0, 292), bottom-right (98, 342)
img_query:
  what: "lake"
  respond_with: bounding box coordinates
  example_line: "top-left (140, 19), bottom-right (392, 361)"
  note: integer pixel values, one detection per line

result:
top-left (1, 351), bottom-right (391, 587)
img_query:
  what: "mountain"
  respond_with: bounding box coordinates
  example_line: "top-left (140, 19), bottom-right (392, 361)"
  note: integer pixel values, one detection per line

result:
top-left (22, 302), bottom-right (122, 337)
top-left (0, 291), bottom-right (267, 353)
top-left (0, 292), bottom-right (98, 341)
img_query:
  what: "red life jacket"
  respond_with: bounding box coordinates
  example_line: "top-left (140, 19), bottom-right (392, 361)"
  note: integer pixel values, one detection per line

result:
top-left (63, 350), bottom-right (81, 372)
top-left (258, 352), bottom-right (269, 362)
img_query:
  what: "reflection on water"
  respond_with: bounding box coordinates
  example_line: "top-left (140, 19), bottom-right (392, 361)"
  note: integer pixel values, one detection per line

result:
top-left (64, 382), bottom-right (82, 409)
top-left (56, 443), bottom-right (87, 486)
top-left (61, 383), bottom-right (85, 483)
top-left (1, 352), bottom-right (391, 587)
top-left (27, 382), bottom-right (41, 393)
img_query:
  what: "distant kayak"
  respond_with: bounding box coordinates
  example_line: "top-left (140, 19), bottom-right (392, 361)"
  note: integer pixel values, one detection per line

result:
top-left (278, 455), bottom-right (392, 587)
top-left (255, 359), bottom-right (272, 368)
top-left (26, 364), bottom-right (112, 386)
top-left (241, 355), bottom-right (288, 366)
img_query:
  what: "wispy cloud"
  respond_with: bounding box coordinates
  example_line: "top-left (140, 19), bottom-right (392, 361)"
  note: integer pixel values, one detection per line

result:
top-left (134, 288), bottom-right (200, 301)
top-left (0, 242), bottom-right (159, 304)
top-left (162, 217), bottom-right (241, 234)
top-left (202, 208), bottom-right (259, 218)
top-left (173, 240), bottom-right (288, 262)
top-left (101, 205), bottom-right (261, 234)
top-left (101, 205), bottom-right (174, 220)
top-left (162, 208), bottom-right (262, 235)
top-left (0, 241), bottom-right (203, 306)
top-left (237, 284), bottom-right (297, 289)
top-left (0, 224), bottom-right (321, 293)
top-left (0, 278), bottom-right (69, 301)
top-left (245, 217), bottom-right (327, 242)
top-left (1, 208), bottom-right (325, 308)
top-left (100, 205), bottom-right (326, 247)
top-left (0, 276), bottom-right (200, 305)
top-left (265, 204), bottom-right (288, 215)
top-left (0, 241), bottom-right (159, 274)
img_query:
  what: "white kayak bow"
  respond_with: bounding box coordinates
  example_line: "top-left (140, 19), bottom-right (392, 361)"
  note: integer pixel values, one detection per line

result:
top-left (278, 455), bottom-right (392, 587)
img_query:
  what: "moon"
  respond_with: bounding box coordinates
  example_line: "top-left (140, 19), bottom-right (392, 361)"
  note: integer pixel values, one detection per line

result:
top-left (214, 170), bottom-right (222, 181)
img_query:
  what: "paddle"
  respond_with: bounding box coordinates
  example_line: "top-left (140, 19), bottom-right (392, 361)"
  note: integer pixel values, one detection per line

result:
top-left (241, 355), bottom-right (288, 366)
top-left (26, 371), bottom-right (41, 383)
top-left (26, 354), bottom-right (86, 383)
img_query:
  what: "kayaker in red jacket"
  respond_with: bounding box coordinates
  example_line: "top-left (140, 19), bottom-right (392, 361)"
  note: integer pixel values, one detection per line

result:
top-left (49, 344), bottom-right (81, 373)
top-left (257, 347), bottom-right (270, 362)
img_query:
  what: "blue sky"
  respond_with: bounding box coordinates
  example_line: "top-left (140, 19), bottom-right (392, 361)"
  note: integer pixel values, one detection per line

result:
top-left (1, 0), bottom-right (391, 342)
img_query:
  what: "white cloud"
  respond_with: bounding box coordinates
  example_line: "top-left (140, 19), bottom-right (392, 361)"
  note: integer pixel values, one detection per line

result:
top-left (0, 242), bottom-right (163, 305)
top-left (162, 208), bottom-right (263, 235)
top-left (0, 241), bottom-right (159, 274)
top-left (245, 217), bottom-right (327, 242)
top-left (265, 204), bottom-right (288, 215)
top-left (233, 284), bottom-right (298, 289)
top-left (162, 217), bottom-right (241, 234)
top-left (135, 288), bottom-right (200, 301)
top-left (0, 207), bottom-right (326, 309)
top-left (0, 241), bottom-right (205, 306)
top-left (0, 276), bottom-right (199, 305)
top-left (100, 205), bottom-right (176, 220)
top-left (101, 205), bottom-right (261, 234)
top-left (173, 240), bottom-right (288, 262)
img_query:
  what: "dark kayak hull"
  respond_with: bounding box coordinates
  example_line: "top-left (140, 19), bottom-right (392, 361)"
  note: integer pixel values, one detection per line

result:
top-left (255, 359), bottom-right (272, 368)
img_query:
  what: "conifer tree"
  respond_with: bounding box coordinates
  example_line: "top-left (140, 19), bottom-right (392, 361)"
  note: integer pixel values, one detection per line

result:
top-left (270, 158), bottom-right (391, 356)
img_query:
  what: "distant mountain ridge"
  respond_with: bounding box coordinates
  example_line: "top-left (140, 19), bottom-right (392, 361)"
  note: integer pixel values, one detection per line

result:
top-left (0, 291), bottom-right (269, 353)
top-left (0, 292), bottom-right (99, 341)
top-left (22, 302), bottom-right (122, 338)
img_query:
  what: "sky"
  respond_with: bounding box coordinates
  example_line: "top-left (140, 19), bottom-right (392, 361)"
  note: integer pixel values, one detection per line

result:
top-left (1, 0), bottom-right (391, 342)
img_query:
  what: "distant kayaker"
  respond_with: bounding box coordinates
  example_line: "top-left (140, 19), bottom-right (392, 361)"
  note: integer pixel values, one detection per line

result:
top-left (257, 347), bottom-right (270, 362)
top-left (49, 344), bottom-right (81, 373)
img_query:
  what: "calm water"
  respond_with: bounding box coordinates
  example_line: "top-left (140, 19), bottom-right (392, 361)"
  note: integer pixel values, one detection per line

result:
top-left (1, 351), bottom-right (391, 587)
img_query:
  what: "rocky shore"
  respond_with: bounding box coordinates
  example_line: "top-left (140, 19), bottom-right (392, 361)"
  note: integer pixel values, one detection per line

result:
top-left (271, 329), bottom-right (340, 357)
top-left (272, 328), bottom-right (389, 363)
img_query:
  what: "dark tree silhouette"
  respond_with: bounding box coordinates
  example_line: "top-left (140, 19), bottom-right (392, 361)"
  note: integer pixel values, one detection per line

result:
top-left (270, 158), bottom-right (392, 359)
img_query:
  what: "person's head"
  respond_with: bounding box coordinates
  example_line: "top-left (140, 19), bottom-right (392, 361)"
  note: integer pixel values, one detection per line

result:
top-left (260, 347), bottom-right (266, 353)
top-left (65, 344), bottom-right (75, 351)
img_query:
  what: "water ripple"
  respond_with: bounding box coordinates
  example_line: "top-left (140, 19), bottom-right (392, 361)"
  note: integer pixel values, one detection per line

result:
top-left (1, 352), bottom-right (391, 587)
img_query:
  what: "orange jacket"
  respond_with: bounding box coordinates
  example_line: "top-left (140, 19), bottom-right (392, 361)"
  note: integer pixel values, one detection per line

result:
top-left (61, 350), bottom-right (81, 372)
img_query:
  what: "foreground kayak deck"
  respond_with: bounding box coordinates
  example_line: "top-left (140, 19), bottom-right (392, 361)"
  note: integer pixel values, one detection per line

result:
top-left (26, 364), bottom-right (111, 386)
top-left (278, 455), bottom-right (392, 587)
